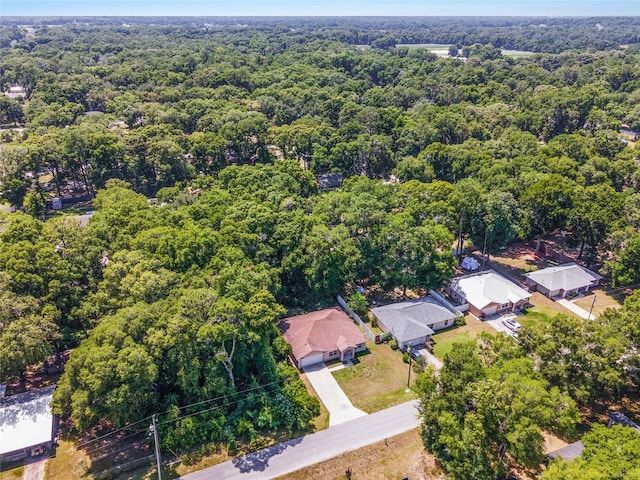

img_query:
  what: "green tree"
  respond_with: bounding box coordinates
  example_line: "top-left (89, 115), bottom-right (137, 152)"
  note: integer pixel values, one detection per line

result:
top-left (23, 190), bottom-right (45, 218)
top-left (417, 342), bottom-right (579, 480)
top-left (521, 174), bottom-right (575, 255)
top-left (609, 233), bottom-right (640, 287)
top-left (470, 191), bottom-right (521, 255)
top-left (543, 424), bottom-right (640, 480)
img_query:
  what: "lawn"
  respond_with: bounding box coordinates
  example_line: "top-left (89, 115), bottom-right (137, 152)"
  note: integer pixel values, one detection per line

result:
top-left (332, 342), bottom-right (417, 413)
top-left (276, 428), bottom-right (443, 480)
top-left (0, 466), bottom-right (24, 480)
top-left (45, 440), bottom-right (91, 479)
top-left (573, 288), bottom-right (625, 317)
top-left (431, 314), bottom-right (495, 360)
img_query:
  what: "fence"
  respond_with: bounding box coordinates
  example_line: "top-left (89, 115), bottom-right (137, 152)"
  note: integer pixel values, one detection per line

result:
top-left (337, 296), bottom-right (389, 343)
top-left (429, 289), bottom-right (468, 314)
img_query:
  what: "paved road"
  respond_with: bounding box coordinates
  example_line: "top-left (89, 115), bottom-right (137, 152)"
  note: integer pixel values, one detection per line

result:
top-left (556, 298), bottom-right (597, 320)
top-left (181, 400), bottom-right (420, 480)
top-left (303, 363), bottom-right (366, 426)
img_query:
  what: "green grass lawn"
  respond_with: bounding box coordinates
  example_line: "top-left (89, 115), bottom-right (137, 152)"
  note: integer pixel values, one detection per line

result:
top-left (573, 288), bottom-right (625, 317)
top-left (332, 342), bottom-right (417, 413)
top-left (0, 465), bottom-right (24, 480)
top-left (431, 314), bottom-right (495, 360)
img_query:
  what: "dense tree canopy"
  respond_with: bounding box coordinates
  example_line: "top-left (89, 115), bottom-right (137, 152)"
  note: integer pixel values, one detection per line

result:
top-left (0, 16), bottom-right (639, 473)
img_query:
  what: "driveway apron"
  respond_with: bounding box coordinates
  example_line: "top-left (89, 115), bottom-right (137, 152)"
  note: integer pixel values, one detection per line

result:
top-left (303, 363), bottom-right (367, 426)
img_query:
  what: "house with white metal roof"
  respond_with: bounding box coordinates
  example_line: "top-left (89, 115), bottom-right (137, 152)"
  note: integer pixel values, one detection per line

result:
top-left (524, 263), bottom-right (602, 298)
top-left (447, 270), bottom-right (532, 318)
top-left (0, 386), bottom-right (56, 462)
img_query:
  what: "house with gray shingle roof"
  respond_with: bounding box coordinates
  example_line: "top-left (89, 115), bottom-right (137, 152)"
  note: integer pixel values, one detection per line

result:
top-left (371, 297), bottom-right (456, 350)
top-left (524, 263), bottom-right (602, 298)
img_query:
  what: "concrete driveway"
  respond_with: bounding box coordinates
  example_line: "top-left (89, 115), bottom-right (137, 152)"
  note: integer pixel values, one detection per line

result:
top-left (417, 348), bottom-right (443, 371)
top-left (556, 298), bottom-right (597, 319)
top-left (303, 363), bottom-right (367, 427)
top-left (485, 313), bottom-right (521, 340)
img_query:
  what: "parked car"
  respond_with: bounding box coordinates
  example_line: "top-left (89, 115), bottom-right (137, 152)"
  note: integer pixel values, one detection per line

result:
top-left (409, 348), bottom-right (422, 360)
top-left (502, 318), bottom-right (522, 332)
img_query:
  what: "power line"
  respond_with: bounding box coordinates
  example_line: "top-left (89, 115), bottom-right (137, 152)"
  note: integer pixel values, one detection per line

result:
top-left (77, 415), bottom-right (152, 448)
top-left (84, 427), bottom-right (150, 456)
top-left (155, 379), bottom-right (283, 417)
top-left (78, 379), bottom-right (284, 448)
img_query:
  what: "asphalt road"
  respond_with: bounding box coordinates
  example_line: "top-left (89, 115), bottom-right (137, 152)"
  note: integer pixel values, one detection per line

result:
top-left (181, 399), bottom-right (420, 480)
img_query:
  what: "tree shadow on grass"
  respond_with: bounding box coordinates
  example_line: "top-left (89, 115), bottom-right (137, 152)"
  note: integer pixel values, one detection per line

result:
top-left (231, 436), bottom-right (303, 473)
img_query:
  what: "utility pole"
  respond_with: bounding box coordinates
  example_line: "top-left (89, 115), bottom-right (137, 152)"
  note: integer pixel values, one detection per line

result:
top-left (588, 295), bottom-right (596, 320)
top-left (481, 229), bottom-right (488, 270)
top-left (457, 208), bottom-right (465, 262)
top-left (151, 414), bottom-right (162, 480)
top-left (406, 343), bottom-right (413, 392)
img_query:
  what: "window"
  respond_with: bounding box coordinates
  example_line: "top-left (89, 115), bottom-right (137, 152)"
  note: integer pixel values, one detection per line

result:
top-left (444, 319), bottom-right (449, 326)
top-left (499, 303), bottom-right (510, 310)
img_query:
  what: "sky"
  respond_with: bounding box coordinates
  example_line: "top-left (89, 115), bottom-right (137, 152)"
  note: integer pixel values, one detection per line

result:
top-left (2, 0), bottom-right (639, 17)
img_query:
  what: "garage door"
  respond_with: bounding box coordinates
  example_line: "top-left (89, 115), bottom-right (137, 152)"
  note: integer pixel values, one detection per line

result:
top-left (300, 352), bottom-right (324, 368)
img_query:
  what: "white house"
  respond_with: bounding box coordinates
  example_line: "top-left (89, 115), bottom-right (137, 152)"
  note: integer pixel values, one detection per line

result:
top-left (5, 86), bottom-right (26, 99)
top-left (447, 270), bottom-right (532, 318)
top-left (524, 263), bottom-right (602, 298)
top-left (0, 386), bottom-right (56, 461)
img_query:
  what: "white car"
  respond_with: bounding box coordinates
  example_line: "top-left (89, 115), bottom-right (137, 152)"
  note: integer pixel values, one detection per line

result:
top-left (502, 318), bottom-right (522, 332)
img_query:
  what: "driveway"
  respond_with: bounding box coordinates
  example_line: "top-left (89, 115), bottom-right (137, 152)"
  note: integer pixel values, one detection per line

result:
top-left (417, 348), bottom-right (443, 371)
top-left (23, 457), bottom-right (47, 480)
top-left (485, 313), bottom-right (521, 341)
top-left (485, 315), bottom-right (517, 335)
top-left (556, 298), bottom-right (597, 319)
top-left (181, 400), bottom-right (420, 480)
top-left (303, 363), bottom-right (367, 426)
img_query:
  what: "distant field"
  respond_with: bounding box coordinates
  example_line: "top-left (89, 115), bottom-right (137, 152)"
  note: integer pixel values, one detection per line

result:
top-left (396, 43), bottom-right (452, 49)
top-left (501, 49), bottom-right (537, 57)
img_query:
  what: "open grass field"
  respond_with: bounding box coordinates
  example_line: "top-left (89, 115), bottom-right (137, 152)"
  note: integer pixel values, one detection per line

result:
top-left (501, 49), bottom-right (537, 57)
top-left (431, 314), bottom-right (495, 360)
top-left (332, 342), bottom-right (417, 413)
top-left (396, 43), bottom-right (452, 49)
top-left (45, 440), bottom-right (91, 480)
top-left (523, 291), bottom-right (578, 320)
top-left (0, 466), bottom-right (24, 480)
top-left (276, 428), bottom-right (443, 480)
top-left (573, 288), bottom-right (625, 317)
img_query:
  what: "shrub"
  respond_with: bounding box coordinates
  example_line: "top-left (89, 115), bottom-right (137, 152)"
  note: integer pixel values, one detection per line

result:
top-left (347, 292), bottom-right (368, 318)
top-left (390, 339), bottom-right (399, 350)
top-left (413, 356), bottom-right (427, 373)
top-left (456, 315), bottom-right (466, 326)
